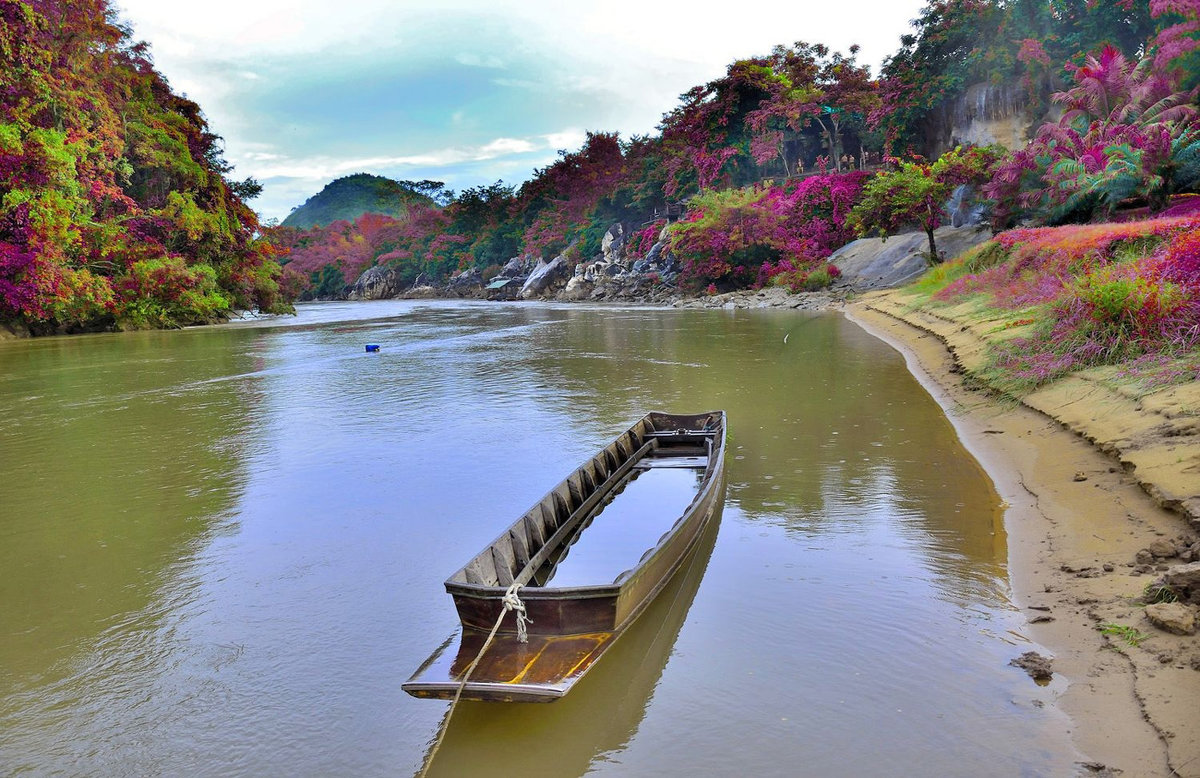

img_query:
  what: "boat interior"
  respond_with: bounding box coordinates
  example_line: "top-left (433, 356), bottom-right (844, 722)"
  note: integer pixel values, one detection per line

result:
top-left (449, 412), bottom-right (723, 590)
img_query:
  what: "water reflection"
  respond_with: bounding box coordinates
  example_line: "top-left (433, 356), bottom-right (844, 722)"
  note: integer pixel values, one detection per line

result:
top-left (0, 330), bottom-right (254, 691)
top-left (507, 308), bottom-right (1009, 602)
top-left (423, 506), bottom-right (722, 777)
top-left (0, 302), bottom-right (1076, 776)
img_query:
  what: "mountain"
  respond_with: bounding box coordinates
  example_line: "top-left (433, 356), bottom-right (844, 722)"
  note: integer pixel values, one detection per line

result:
top-left (281, 174), bottom-right (443, 229)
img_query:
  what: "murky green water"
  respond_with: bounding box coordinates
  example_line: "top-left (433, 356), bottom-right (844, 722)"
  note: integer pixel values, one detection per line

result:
top-left (0, 301), bottom-right (1079, 776)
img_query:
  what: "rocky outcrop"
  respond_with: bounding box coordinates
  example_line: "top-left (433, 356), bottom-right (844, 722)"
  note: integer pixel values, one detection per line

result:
top-left (830, 225), bottom-right (992, 291)
top-left (602, 222), bottom-right (624, 256)
top-left (447, 268), bottom-right (484, 297)
top-left (923, 80), bottom-right (1048, 159)
top-left (348, 264), bottom-right (405, 300)
top-left (521, 255), bottom-right (569, 298)
top-left (561, 222), bottom-right (680, 302)
top-left (500, 256), bottom-right (532, 278)
top-left (1, 320), bottom-right (31, 340)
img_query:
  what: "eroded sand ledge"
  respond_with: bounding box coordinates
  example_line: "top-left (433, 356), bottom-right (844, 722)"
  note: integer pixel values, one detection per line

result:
top-left (845, 292), bottom-right (1200, 777)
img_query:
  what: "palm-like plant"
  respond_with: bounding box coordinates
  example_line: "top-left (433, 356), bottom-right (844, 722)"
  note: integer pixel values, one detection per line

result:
top-left (987, 46), bottom-right (1200, 225)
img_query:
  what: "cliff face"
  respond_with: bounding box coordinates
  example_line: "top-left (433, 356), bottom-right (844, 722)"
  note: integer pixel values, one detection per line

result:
top-left (923, 80), bottom-right (1047, 156)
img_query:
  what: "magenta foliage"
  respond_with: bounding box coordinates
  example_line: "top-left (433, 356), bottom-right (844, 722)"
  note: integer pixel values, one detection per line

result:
top-left (936, 216), bottom-right (1200, 387)
top-left (1152, 0), bottom-right (1200, 69)
top-left (631, 220), bottom-right (666, 258)
top-left (1160, 229), bottom-right (1200, 288)
top-left (0, 240), bottom-right (37, 314)
top-left (671, 172), bottom-right (866, 290)
top-left (1017, 38), bottom-right (1051, 68)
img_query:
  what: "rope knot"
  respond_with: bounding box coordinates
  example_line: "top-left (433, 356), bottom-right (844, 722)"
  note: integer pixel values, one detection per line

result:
top-left (502, 582), bottom-right (531, 643)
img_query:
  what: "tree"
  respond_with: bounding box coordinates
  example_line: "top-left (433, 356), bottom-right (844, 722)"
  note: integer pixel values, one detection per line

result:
top-left (873, 1), bottom-right (1003, 155)
top-left (850, 146), bottom-right (1002, 261)
top-left (745, 43), bottom-right (879, 176)
top-left (0, 0), bottom-right (294, 331)
top-left (659, 60), bottom-right (776, 194)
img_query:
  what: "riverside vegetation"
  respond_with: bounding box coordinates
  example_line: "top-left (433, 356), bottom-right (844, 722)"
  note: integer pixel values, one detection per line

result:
top-left (1, 0), bottom-right (1199, 399)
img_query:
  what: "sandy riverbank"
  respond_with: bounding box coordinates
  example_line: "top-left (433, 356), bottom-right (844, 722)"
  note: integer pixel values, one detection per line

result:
top-left (845, 293), bottom-right (1200, 777)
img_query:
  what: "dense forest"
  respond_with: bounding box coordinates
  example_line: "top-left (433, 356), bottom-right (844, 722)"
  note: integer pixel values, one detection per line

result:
top-left (0, 0), bottom-right (292, 334)
top-left (268, 0), bottom-right (1200, 297)
top-left (2, 0), bottom-right (1199, 333)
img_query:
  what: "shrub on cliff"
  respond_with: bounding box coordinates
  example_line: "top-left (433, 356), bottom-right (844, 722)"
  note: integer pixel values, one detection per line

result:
top-left (669, 172), bottom-right (866, 291)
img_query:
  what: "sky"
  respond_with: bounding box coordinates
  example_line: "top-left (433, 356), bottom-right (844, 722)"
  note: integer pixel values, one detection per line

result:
top-left (113, 0), bottom-right (928, 222)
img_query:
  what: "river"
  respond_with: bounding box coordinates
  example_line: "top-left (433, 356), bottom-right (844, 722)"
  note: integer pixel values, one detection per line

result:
top-left (0, 301), bottom-right (1081, 776)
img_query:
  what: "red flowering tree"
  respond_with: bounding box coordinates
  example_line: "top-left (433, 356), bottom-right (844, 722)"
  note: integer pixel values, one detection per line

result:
top-left (669, 172), bottom-right (868, 290)
top-left (745, 43), bottom-right (878, 177)
top-left (659, 60), bottom-right (776, 195)
top-left (0, 0), bottom-right (293, 332)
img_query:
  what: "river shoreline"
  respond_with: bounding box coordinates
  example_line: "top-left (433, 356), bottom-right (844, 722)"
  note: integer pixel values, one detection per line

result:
top-left (845, 295), bottom-right (1200, 777)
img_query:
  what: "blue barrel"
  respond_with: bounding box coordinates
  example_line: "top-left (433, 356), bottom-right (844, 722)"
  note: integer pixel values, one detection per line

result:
top-left (365, 344), bottom-right (380, 352)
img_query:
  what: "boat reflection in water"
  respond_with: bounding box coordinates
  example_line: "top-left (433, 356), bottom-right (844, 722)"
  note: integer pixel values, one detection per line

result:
top-left (419, 501), bottom-right (723, 777)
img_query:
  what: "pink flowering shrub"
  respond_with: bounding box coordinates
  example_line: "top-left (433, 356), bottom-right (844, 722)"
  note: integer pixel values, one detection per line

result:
top-left (669, 172), bottom-right (866, 290)
top-left (986, 45), bottom-right (1200, 226)
top-left (630, 220), bottom-right (667, 259)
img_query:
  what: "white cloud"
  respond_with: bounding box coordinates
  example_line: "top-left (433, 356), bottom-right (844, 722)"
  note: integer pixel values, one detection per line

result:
top-left (542, 130), bottom-right (588, 152)
top-left (113, 0), bottom-right (928, 220)
top-left (455, 53), bottom-right (506, 69)
top-left (248, 133), bottom-right (564, 182)
top-left (477, 138), bottom-right (536, 156)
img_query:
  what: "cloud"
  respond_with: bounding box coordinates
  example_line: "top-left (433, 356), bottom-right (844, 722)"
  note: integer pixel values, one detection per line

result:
top-left (254, 133), bottom-right (562, 178)
top-left (542, 130), bottom-right (588, 152)
top-left (247, 130), bottom-right (575, 218)
top-left (455, 53), bottom-right (506, 69)
top-left (114, 0), bottom-right (928, 220)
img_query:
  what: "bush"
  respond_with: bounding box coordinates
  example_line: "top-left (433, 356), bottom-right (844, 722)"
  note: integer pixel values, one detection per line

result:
top-left (922, 215), bottom-right (1200, 389)
top-left (116, 257), bottom-right (231, 328)
top-left (669, 173), bottom-right (866, 291)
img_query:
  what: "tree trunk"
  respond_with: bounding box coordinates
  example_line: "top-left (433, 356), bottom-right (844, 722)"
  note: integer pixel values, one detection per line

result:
top-left (925, 226), bottom-right (939, 264)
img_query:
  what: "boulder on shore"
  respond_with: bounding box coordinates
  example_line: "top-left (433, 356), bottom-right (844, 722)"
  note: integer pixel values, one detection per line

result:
top-left (349, 264), bottom-right (404, 300)
top-left (831, 225), bottom-right (991, 291)
top-left (1145, 602), bottom-right (1197, 635)
top-left (521, 255), bottom-right (569, 298)
top-left (447, 268), bottom-right (484, 297)
top-left (1159, 561), bottom-right (1200, 605)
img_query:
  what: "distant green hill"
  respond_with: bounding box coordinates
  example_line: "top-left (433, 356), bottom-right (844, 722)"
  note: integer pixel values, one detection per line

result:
top-left (282, 173), bottom-right (445, 228)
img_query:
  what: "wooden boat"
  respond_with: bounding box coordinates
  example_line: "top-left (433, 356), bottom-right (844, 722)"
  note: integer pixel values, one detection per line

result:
top-left (403, 410), bottom-right (726, 703)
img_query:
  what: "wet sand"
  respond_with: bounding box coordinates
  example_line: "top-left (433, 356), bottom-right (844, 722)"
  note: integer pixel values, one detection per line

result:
top-left (846, 293), bottom-right (1200, 777)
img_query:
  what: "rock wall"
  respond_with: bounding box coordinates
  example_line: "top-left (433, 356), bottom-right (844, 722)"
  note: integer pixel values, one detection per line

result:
top-left (923, 80), bottom-right (1048, 157)
top-left (348, 264), bottom-right (405, 300)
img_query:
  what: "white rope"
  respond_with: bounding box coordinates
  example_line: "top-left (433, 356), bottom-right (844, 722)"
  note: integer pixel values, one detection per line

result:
top-left (416, 582), bottom-right (530, 777)
top-left (502, 582), bottom-right (531, 643)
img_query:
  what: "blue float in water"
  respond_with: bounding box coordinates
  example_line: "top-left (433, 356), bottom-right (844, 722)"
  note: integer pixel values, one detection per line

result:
top-left (365, 344), bottom-right (380, 352)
